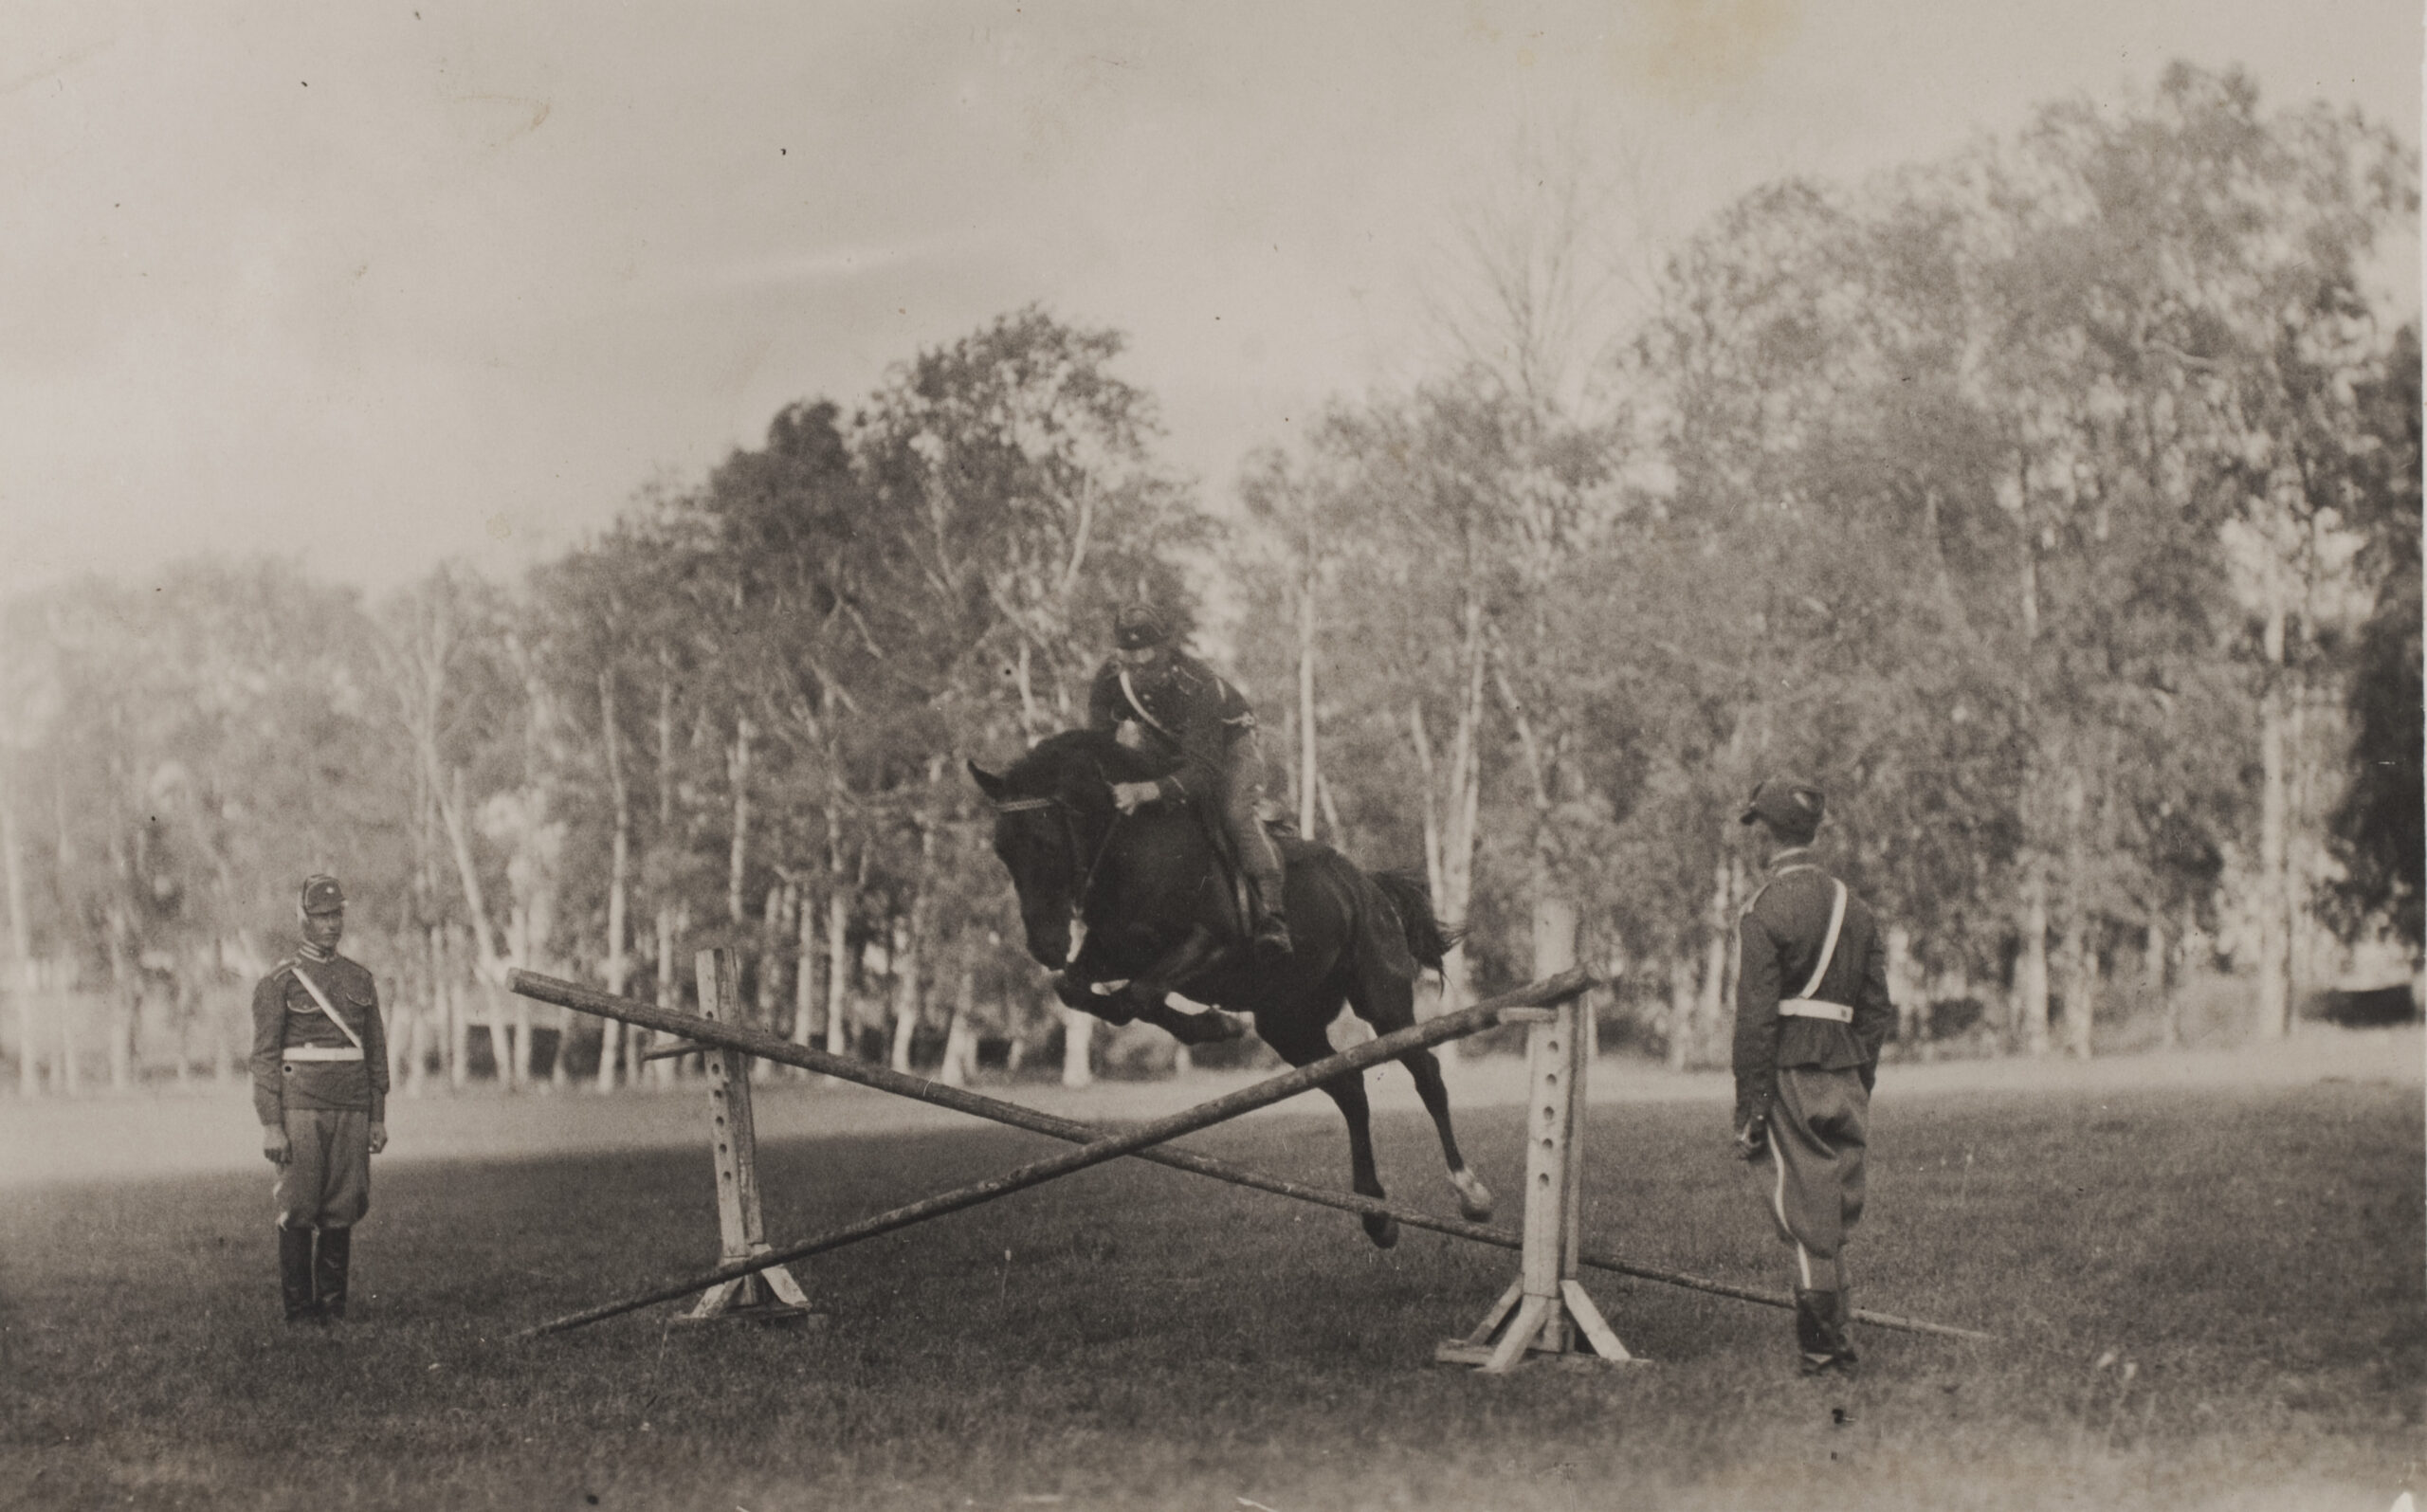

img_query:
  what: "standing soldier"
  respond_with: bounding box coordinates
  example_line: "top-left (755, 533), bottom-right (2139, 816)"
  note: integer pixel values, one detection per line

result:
top-left (1086, 602), bottom-right (1292, 959)
top-left (253, 874), bottom-right (388, 1324)
top-left (1730, 779), bottom-right (1893, 1375)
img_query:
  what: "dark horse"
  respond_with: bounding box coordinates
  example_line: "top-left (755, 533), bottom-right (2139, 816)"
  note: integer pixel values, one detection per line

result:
top-left (969, 728), bottom-right (1494, 1246)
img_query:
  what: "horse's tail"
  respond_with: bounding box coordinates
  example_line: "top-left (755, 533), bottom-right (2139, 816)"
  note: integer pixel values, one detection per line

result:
top-left (1369, 868), bottom-right (1462, 974)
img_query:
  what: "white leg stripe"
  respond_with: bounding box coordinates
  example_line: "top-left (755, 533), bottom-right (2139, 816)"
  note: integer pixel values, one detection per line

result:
top-left (1768, 1133), bottom-right (1793, 1238)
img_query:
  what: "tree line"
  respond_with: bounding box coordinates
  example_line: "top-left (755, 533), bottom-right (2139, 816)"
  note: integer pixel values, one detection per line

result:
top-left (3, 64), bottom-right (2417, 1096)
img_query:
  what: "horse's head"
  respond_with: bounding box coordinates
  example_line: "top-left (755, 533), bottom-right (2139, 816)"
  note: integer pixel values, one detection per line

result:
top-left (968, 730), bottom-right (1128, 969)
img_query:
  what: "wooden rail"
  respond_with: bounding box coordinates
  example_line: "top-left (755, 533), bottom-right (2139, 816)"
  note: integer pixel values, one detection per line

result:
top-left (513, 967), bottom-right (1580, 1339)
top-left (510, 964), bottom-right (1996, 1346)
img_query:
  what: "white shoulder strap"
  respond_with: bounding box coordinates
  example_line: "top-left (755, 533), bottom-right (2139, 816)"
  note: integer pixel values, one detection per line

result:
top-left (1793, 881), bottom-right (1849, 1001)
top-left (1117, 667), bottom-right (1177, 740)
top-left (287, 963), bottom-right (366, 1050)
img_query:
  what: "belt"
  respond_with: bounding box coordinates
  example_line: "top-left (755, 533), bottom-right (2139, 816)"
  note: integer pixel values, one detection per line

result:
top-left (283, 1046), bottom-right (364, 1063)
top-left (1778, 998), bottom-right (1852, 1024)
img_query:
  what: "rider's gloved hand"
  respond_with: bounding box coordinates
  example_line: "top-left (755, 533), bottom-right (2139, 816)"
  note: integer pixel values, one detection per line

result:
top-left (1111, 781), bottom-right (1159, 814)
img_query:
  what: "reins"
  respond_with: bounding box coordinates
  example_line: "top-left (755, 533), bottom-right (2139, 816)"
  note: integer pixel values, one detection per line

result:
top-left (991, 788), bottom-right (1122, 920)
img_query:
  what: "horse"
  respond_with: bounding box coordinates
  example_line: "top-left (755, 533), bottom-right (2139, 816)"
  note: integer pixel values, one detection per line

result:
top-left (968, 727), bottom-right (1494, 1246)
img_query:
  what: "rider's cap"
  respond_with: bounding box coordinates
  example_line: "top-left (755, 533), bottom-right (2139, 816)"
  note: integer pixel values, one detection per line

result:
top-left (1739, 778), bottom-right (1824, 837)
top-left (300, 874), bottom-right (346, 915)
top-left (1113, 602), bottom-right (1173, 650)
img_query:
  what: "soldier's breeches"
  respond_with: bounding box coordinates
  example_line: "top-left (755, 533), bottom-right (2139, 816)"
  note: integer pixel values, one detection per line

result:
top-left (273, 1108), bottom-right (371, 1230)
top-left (1220, 732), bottom-right (1284, 894)
top-left (1752, 1066), bottom-right (1868, 1289)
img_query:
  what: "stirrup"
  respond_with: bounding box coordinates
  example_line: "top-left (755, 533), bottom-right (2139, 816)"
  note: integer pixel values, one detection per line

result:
top-left (1251, 918), bottom-right (1293, 960)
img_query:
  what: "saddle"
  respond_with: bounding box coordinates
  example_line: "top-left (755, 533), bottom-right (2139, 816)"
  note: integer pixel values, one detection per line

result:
top-left (1178, 796), bottom-right (1295, 945)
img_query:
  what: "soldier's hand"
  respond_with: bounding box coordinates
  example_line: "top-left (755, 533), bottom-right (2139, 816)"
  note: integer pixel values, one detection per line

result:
top-left (368, 1122), bottom-right (388, 1156)
top-left (1732, 1118), bottom-right (1769, 1162)
top-left (262, 1125), bottom-right (290, 1166)
top-left (1111, 781), bottom-right (1158, 814)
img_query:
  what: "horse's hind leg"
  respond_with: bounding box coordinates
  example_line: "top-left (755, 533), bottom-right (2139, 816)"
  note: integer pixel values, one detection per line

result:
top-left (1350, 967), bottom-right (1495, 1224)
top-left (1258, 1011), bottom-right (1399, 1248)
top-left (1402, 1046), bottom-right (1494, 1221)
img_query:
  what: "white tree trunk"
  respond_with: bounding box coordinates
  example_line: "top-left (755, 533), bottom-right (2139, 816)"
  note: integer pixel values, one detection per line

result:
top-left (887, 914), bottom-right (921, 1074)
top-left (1887, 926), bottom-right (1922, 1051)
top-left (939, 968), bottom-right (978, 1087)
top-left (2146, 919), bottom-right (2173, 1048)
top-left (596, 667), bottom-right (631, 1092)
top-left (2062, 913), bottom-right (2096, 1060)
top-left (824, 885), bottom-right (851, 1060)
top-left (1298, 557), bottom-right (1319, 837)
top-left (793, 875), bottom-right (820, 1061)
top-left (2255, 638), bottom-right (2292, 1038)
top-left (1696, 849), bottom-right (1732, 1039)
top-left (1058, 1004), bottom-right (1094, 1088)
top-left (1667, 956), bottom-right (1696, 1071)
top-left (2016, 863), bottom-right (2051, 1055)
top-left (3, 780), bottom-right (36, 1097)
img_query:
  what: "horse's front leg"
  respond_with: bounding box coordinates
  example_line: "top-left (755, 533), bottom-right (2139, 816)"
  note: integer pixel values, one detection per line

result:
top-left (1114, 927), bottom-right (1248, 1046)
top-left (1051, 937), bottom-right (1137, 1026)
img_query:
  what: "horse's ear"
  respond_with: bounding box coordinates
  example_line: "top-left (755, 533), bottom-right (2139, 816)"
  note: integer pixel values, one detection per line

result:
top-left (967, 760), bottom-right (1005, 802)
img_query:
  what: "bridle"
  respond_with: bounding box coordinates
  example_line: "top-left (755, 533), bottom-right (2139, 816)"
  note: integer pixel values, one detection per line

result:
top-left (991, 790), bottom-right (1121, 920)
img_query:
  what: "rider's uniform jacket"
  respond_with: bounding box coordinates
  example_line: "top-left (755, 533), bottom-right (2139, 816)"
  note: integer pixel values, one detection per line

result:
top-left (1729, 847), bottom-right (1893, 1132)
top-left (251, 947), bottom-right (389, 1126)
top-left (1086, 650), bottom-right (1255, 806)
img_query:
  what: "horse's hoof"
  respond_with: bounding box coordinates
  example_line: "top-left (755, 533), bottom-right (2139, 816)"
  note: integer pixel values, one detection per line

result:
top-left (1051, 971), bottom-right (1094, 1011)
top-left (1362, 1211), bottom-right (1401, 1248)
top-left (1177, 1010), bottom-right (1247, 1046)
top-left (1448, 1167), bottom-right (1495, 1223)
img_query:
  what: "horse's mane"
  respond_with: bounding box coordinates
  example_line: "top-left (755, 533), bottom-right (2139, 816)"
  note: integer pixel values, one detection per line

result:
top-left (1006, 727), bottom-right (1176, 790)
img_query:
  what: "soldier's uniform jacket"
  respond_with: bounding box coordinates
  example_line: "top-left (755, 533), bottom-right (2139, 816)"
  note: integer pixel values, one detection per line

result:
top-left (1086, 649), bottom-right (1255, 807)
top-left (1731, 848), bottom-right (1893, 1130)
top-left (251, 950), bottom-right (389, 1126)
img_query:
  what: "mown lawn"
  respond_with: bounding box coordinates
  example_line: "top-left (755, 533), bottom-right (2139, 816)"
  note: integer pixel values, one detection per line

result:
top-left (2, 1070), bottom-right (2418, 1512)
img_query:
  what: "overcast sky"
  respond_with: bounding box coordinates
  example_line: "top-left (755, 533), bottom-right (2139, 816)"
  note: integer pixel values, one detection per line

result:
top-left (2, 1), bottom-right (2417, 601)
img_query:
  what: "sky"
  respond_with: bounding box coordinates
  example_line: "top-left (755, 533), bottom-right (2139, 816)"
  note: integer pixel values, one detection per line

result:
top-left (0, 0), bottom-right (2418, 602)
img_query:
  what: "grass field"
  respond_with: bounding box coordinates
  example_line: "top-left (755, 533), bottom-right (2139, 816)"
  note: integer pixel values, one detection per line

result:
top-left (2, 1032), bottom-right (2419, 1512)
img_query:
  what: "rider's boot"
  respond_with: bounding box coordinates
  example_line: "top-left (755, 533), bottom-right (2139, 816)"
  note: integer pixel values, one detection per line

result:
top-left (1249, 881), bottom-right (1293, 961)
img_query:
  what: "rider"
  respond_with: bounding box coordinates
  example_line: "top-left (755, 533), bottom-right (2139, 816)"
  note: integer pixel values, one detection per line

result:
top-left (1086, 602), bottom-right (1293, 960)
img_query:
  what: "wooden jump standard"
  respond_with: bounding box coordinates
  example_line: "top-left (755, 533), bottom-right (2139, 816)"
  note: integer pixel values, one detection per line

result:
top-left (512, 961), bottom-right (1996, 1350)
top-left (512, 965), bottom-right (1567, 1339)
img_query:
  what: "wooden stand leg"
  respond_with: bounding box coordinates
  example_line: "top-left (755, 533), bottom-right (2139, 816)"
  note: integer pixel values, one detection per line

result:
top-left (679, 949), bottom-right (823, 1328)
top-left (1436, 900), bottom-right (1638, 1371)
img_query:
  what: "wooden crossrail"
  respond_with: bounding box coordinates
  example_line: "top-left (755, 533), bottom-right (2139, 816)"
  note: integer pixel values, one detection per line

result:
top-left (512, 967), bottom-right (1584, 1339)
top-left (510, 965), bottom-right (1996, 1346)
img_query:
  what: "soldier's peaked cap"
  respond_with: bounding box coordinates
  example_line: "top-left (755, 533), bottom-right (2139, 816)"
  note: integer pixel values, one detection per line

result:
top-left (300, 874), bottom-right (346, 914)
top-left (1739, 778), bottom-right (1825, 831)
top-left (1113, 602), bottom-right (1174, 649)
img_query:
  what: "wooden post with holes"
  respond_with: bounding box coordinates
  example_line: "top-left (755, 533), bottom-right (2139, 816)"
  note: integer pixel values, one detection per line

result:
top-left (679, 948), bottom-right (819, 1327)
top-left (1436, 899), bottom-right (1636, 1371)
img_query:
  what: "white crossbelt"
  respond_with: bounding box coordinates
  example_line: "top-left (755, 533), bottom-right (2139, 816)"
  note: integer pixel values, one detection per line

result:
top-left (284, 960), bottom-right (368, 1063)
top-left (1778, 878), bottom-right (1852, 1025)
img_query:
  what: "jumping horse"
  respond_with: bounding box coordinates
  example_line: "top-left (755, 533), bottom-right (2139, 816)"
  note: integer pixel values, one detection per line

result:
top-left (969, 728), bottom-right (1494, 1245)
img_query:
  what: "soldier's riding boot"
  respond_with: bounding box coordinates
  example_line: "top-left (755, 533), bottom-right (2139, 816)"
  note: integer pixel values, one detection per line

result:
top-left (1246, 883), bottom-right (1292, 961)
top-left (1238, 835), bottom-right (1291, 961)
top-left (314, 1227), bottom-right (352, 1322)
top-left (1826, 1288), bottom-right (1859, 1375)
top-left (278, 1226), bottom-right (317, 1323)
top-left (1793, 1287), bottom-right (1833, 1374)
top-left (1795, 1287), bottom-right (1857, 1375)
